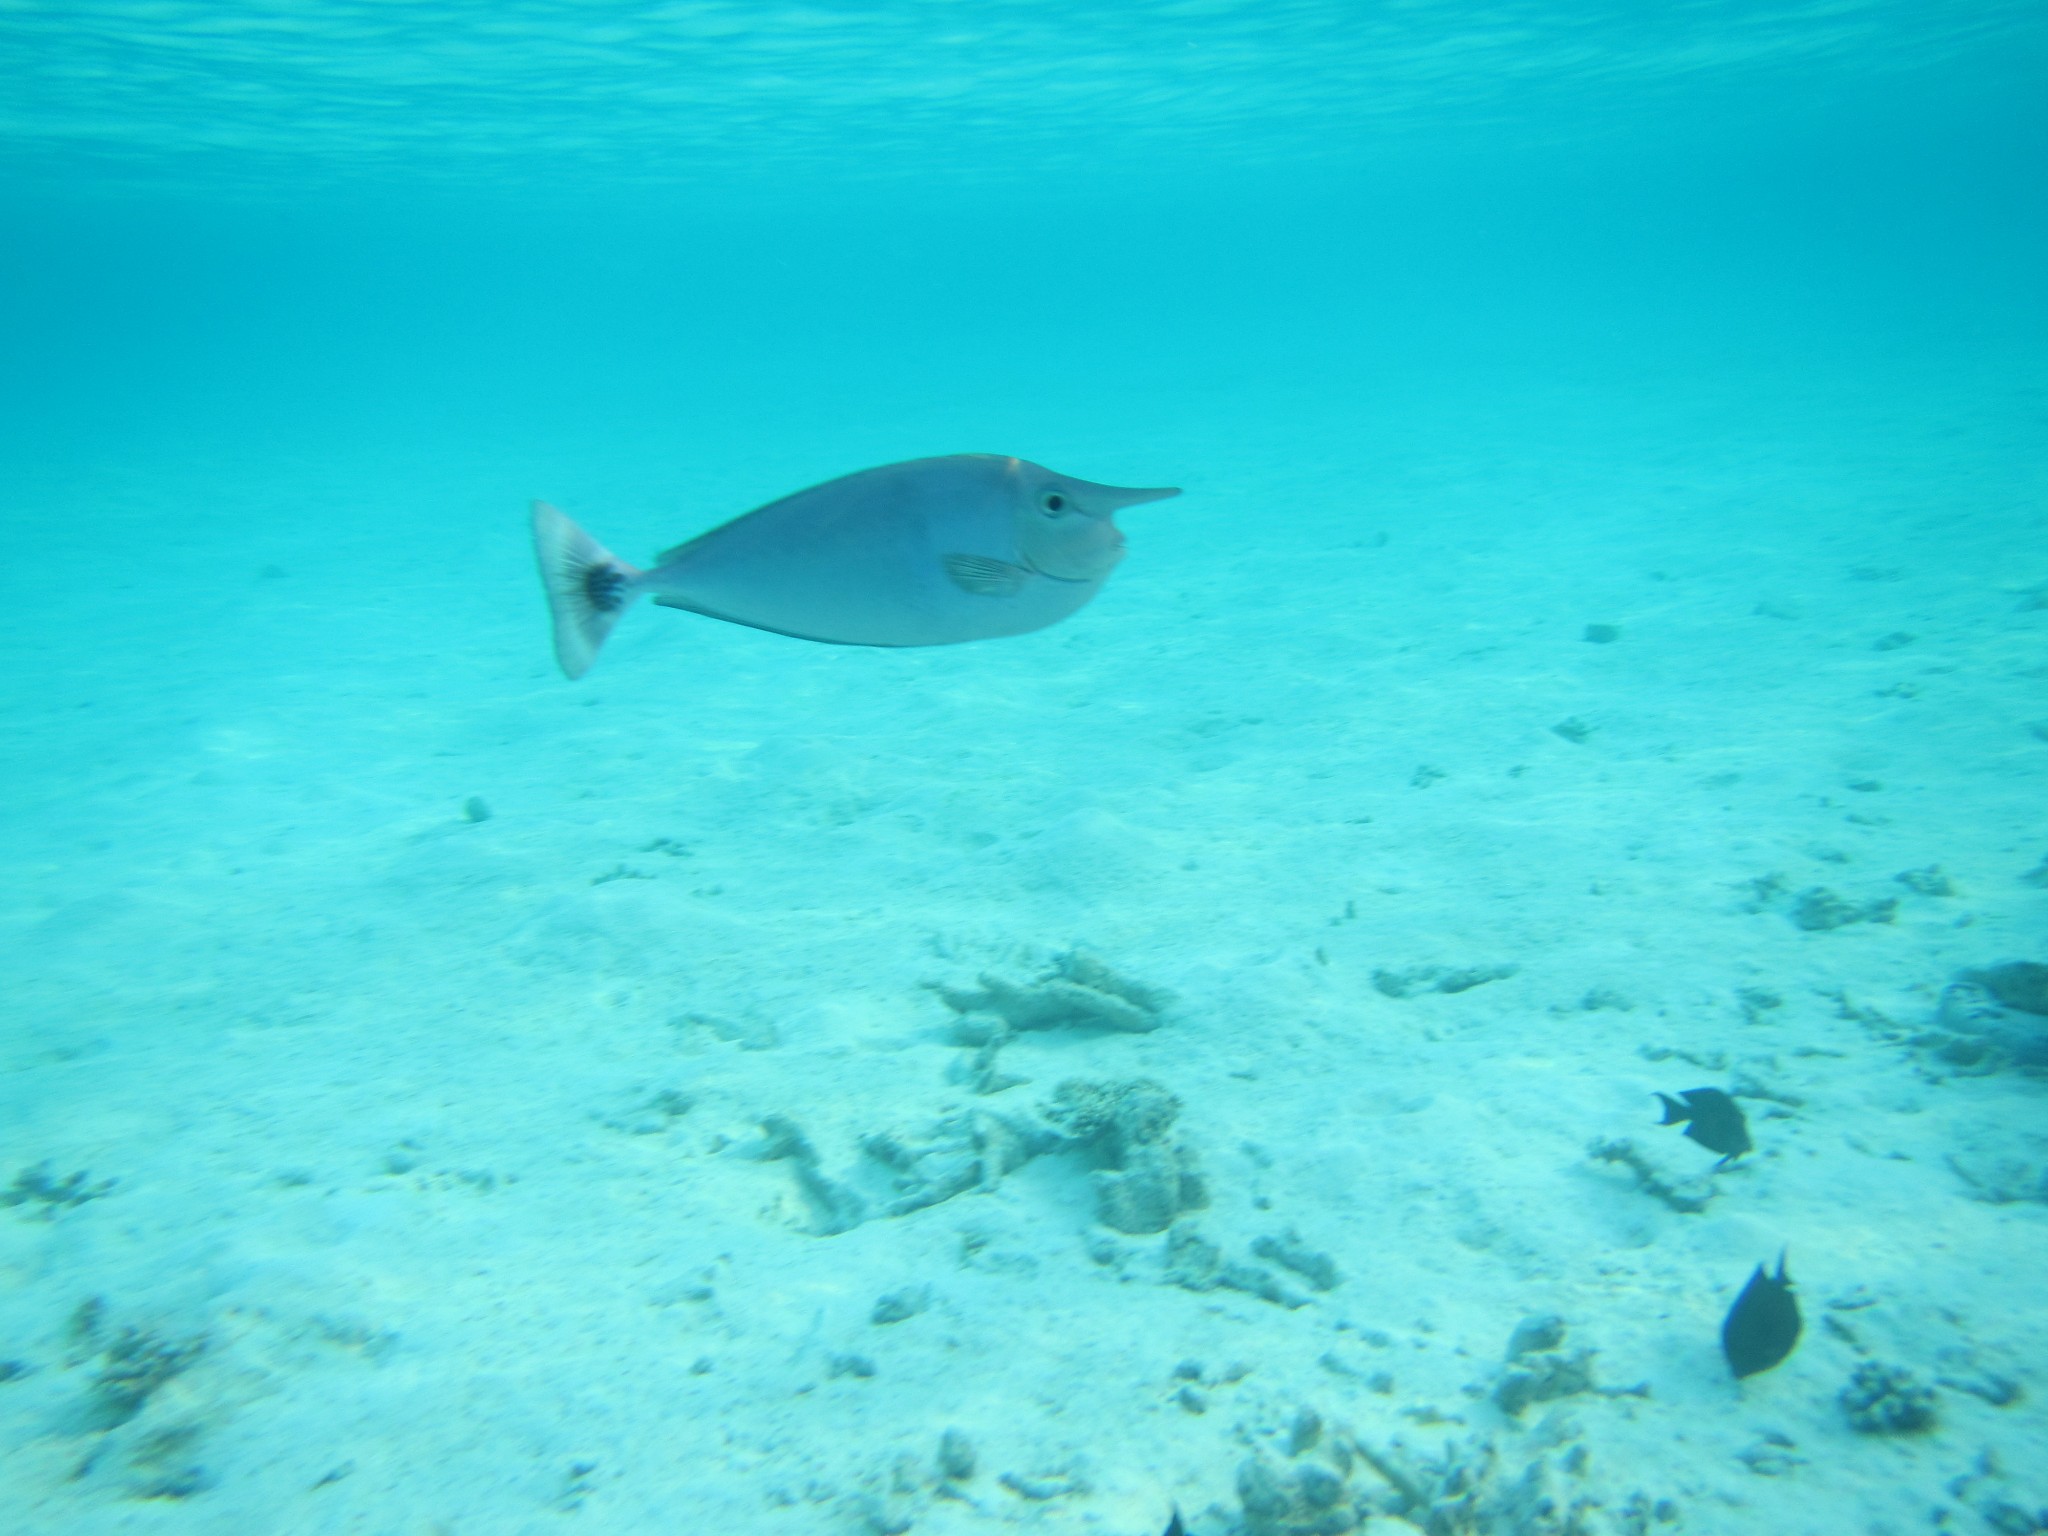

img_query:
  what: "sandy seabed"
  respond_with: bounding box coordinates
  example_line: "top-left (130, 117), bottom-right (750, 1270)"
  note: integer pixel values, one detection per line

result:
top-left (2, 344), bottom-right (2044, 1536)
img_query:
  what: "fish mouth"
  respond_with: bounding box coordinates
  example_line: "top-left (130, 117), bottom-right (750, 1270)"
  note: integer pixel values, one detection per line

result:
top-left (1025, 532), bottom-right (1123, 582)
top-left (1028, 552), bottom-right (1121, 583)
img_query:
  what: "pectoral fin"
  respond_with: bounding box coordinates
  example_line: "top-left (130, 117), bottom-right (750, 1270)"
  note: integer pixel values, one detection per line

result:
top-left (944, 554), bottom-right (1031, 596)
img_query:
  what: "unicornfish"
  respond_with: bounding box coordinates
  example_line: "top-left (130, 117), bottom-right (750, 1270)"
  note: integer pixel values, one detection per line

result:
top-left (531, 454), bottom-right (1180, 677)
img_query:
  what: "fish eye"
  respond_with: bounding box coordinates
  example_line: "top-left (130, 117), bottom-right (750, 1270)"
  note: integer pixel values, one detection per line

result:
top-left (1038, 491), bottom-right (1068, 515)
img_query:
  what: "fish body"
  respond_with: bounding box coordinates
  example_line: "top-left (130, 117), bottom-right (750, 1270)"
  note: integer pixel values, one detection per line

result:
top-left (1655, 1087), bottom-right (1751, 1163)
top-left (532, 454), bottom-right (1179, 677)
top-left (1722, 1252), bottom-right (1801, 1378)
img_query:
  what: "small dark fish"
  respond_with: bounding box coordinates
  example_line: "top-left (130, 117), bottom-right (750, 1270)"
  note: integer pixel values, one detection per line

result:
top-left (1722, 1252), bottom-right (1801, 1378)
top-left (1655, 1087), bottom-right (1751, 1163)
top-left (1164, 1510), bottom-right (1185, 1536)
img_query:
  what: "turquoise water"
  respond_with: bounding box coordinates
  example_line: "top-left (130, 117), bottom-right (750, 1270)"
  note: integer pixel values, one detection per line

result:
top-left (3, 5), bottom-right (2046, 1533)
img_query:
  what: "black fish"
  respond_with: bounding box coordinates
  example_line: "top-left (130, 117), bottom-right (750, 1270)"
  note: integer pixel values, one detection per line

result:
top-left (1656, 1087), bottom-right (1751, 1162)
top-left (1164, 1512), bottom-right (1185, 1536)
top-left (1722, 1253), bottom-right (1801, 1378)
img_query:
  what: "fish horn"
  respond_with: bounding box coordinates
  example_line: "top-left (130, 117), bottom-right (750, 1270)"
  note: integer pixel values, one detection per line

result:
top-left (1095, 482), bottom-right (1182, 510)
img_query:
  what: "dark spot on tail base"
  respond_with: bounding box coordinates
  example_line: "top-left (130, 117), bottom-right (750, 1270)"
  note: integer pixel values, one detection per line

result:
top-left (584, 563), bottom-right (627, 613)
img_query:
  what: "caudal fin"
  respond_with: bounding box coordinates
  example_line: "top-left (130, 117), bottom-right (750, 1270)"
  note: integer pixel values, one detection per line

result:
top-left (531, 501), bottom-right (641, 679)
